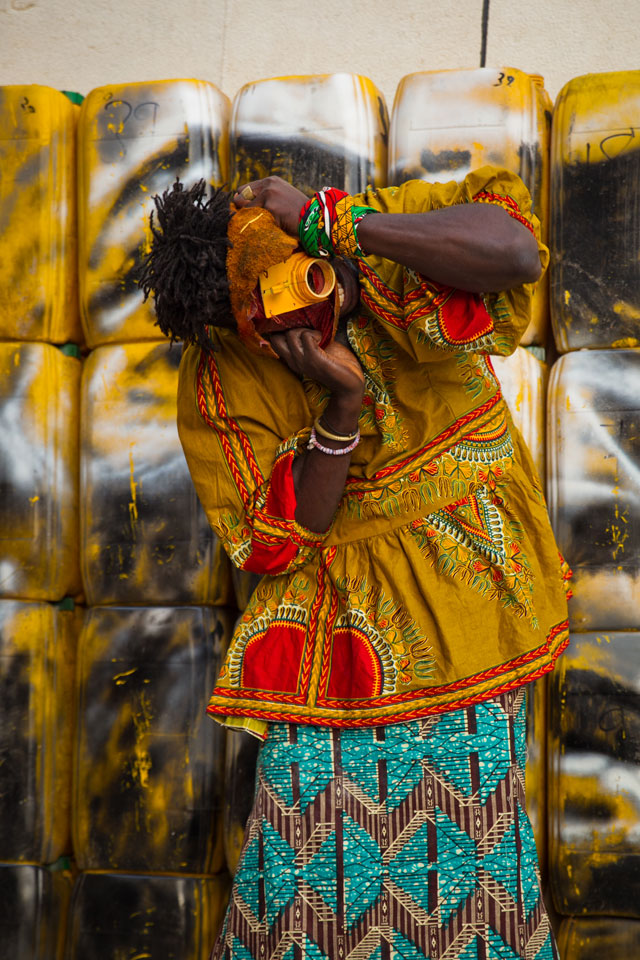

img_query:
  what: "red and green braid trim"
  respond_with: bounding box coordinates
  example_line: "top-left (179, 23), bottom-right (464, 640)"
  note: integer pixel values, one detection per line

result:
top-left (298, 188), bottom-right (377, 259)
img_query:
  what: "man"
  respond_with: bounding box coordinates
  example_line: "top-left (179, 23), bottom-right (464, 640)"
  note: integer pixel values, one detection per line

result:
top-left (140, 168), bottom-right (568, 959)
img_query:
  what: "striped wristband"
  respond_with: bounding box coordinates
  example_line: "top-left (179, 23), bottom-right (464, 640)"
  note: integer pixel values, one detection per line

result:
top-left (298, 188), bottom-right (376, 260)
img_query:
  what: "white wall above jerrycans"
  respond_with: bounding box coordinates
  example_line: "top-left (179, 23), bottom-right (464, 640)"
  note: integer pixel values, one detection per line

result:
top-left (78, 79), bottom-right (230, 348)
top-left (388, 67), bottom-right (551, 344)
top-left (230, 73), bottom-right (388, 194)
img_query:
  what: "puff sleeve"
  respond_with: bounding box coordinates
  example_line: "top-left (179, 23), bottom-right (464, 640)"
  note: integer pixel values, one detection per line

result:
top-left (354, 166), bottom-right (549, 360)
top-left (177, 339), bottom-right (327, 576)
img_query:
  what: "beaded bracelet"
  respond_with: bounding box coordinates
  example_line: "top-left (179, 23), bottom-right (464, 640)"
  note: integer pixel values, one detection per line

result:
top-left (313, 416), bottom-right (358, 443)
top-left (307, 425), bottom-right (360, 455)
top-left (298, 188), bottom-right (377, 260)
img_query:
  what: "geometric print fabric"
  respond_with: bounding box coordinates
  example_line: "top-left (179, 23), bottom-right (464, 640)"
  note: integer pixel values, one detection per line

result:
top-left (211, 690), bottom-right (557, 960)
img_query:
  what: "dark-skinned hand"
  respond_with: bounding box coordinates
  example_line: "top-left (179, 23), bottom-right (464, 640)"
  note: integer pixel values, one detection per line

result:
top-left (233, 177), bottom-right (308, 238)
top-left (269, 328), bottom-right (365, 401)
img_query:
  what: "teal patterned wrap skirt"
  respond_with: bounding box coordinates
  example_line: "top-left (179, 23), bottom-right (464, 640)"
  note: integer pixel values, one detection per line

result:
top-left (212, 689), bottom-right (557, 959)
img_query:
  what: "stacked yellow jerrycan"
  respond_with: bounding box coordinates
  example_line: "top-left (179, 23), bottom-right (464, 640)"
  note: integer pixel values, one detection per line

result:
top-left (80, 342), bottom-right (231, 604)
top-left (0, 862), bottom-right (72, 958)
top-left (388, 67), bottom-right (552, 345)
top-left (78, 79), bottom-right (230, 347)
top-left (229, 72), bottom-right (388, 193)
top-left (67, 79), bottom-right (233, 960)
top-left (547, 71), bottom-right (640, 957)
top-left (66, 873), bottom-right (226, 956)
top-left (0, 84), bottom-right (82, 958)
top-left (492, 347), bottom-right (547, 479)
top-left (558, 918), bottom-right (640, 958)
top-left (547, 349), bottom-right (640, 950)
top-left (550, 71), bottom-right (640, 351)
top-left (0, 85), bottom-right (81, 344)
top-left (0, 342), bottom-right (80, 599)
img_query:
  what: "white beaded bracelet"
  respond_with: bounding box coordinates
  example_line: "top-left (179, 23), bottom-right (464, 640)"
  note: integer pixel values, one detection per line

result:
top-left (307, 425), bottom-right (360, 455)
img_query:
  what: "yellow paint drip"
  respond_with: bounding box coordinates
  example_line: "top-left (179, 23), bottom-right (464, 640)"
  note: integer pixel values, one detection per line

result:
top-left (611, 337), bottom-right (640, 348)
top-left (131, 690), bottom-right (153, 791)
top-left (129, 443), bottom-right (138, 524)
top-left (613, 300), bottom-right (640, 320)
top-left (114, 667), bottom-right (137, 685)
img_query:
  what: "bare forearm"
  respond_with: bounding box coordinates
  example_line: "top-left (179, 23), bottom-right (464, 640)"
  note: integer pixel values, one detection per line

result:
top-left (357, 203), bottom-right (542, 292)
top-left (292, 391), bottom-right (361, 532)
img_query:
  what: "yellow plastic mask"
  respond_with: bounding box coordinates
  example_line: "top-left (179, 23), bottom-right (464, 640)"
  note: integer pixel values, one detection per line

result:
top-left (259, 253), bottom-right (336, 318)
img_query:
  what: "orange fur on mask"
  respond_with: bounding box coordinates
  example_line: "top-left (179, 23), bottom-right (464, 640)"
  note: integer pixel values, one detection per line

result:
top-left (226, 206), bottom-right (298, 356)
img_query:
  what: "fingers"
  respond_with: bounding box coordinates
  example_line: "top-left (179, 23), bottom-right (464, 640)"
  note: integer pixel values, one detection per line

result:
top-left (270, 328), bottom-right (322, 374)
top-left (233, 176), bottom-right (281, 207)
top-left (233, 177), bottom-right (308, 234)
top-left (270, 327), bottom-right (365, 396)
top-left (233, 180), bottom-right (263, 208)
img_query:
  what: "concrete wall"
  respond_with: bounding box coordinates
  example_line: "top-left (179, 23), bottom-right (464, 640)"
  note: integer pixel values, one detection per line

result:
top-left (1, 0), bottom-right (639, 107)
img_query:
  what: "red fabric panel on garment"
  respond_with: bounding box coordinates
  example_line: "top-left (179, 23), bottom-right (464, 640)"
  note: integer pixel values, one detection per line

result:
top-left (326, 627), bottom-right (383, 700)
top-left (241, 624), bottom-right (306, 693)
top-left (243, 452), bottom-right (300, 575)
top-left (243, 540), bottom-right (299, 574)
top-left (265, 451), bottom-right (297, 517)
top-left (436, 288), bottom-right (494, 344)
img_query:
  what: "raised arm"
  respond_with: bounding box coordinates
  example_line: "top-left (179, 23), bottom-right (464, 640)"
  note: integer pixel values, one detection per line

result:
top-left (355, 202), bottom-right (541, 291)
top-left (233, 175), bottom-right (542, 293)
top-left (268, 328), bottom-right (364, 533)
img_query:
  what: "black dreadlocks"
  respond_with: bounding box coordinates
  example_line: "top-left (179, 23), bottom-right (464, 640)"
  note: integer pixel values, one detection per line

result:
top-left (137, 178), bottom-right (235, 352)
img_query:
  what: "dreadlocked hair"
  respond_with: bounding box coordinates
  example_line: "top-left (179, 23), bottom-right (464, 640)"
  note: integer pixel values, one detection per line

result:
top-left (137, 178), bottom-right (235, 353)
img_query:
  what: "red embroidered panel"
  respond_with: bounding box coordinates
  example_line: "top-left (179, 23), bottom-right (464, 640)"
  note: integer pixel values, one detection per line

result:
top-left (325, 626), bottom-right (383, 700)
top-left (264, 450), bottom-right (296, 517)
top-left (241, 624), bottom-right (307, 693)
top-left (432, 288), bottom-right (494, 345)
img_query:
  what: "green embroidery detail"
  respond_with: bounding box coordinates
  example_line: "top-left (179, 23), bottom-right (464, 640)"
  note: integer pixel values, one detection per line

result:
top-left (342, 409), bottom-right (514, 522)
top-left (216, 511), bottom-right (252, 567)
top-left (334, 575), bottom-right (434, 687)
top-left (347, 317), bottom-right (408, 451)
top-left (410, 490), bottom-right (538, 627)
top-left (456, 353), bottom-right (496, 400)
top-left (430, 488), bottom-right (506, 565)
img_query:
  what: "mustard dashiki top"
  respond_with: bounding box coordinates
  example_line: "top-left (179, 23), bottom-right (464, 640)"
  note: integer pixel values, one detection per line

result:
top-left (177, 166), bottom-right (571, 737)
